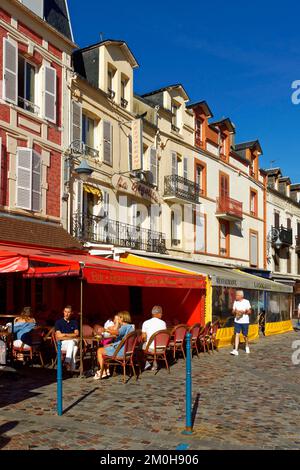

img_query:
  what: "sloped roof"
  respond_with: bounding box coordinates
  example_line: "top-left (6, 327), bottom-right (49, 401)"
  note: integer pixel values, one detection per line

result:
top-left (75, 39), bottom-right (139, 68)
top-left (141, 84), bottom-right (190, 101)
top-left (186, 100), bottom-right (213, 118)
top-left (235, 140), bottom-right (263, 154)
top-left (44, 0), bottom-right (73, 41)
top-left (0, 214), bottom-right (83, 251)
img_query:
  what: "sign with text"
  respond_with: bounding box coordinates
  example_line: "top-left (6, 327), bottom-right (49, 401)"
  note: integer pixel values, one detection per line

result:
top-left (132, 118), bottom-right (143, 171)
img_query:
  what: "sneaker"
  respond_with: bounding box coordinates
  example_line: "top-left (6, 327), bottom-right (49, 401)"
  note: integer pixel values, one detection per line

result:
top-left (230, 350), bottom-right (239, 356)
top-left (245, 346), bottom-right (250, 354)
top-left (144, 361), bottom-right (152, 371)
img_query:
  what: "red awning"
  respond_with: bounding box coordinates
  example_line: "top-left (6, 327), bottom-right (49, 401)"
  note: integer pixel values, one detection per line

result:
top-left (23, 263), bottom-right (80, 278)
top-left (0, 243), bottom-right (206, 289)
top-left (0, 251), bottom-right (28, 273)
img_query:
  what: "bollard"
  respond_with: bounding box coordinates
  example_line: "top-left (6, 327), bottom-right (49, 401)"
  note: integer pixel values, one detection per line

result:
top-left (182, 332), bottom-right (193, 435)
top-left (57, 340), bottom-right (63, 416)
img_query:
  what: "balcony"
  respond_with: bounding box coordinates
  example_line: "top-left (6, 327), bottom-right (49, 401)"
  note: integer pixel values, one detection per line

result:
top-left (107, 88), bottom-right (115, 100)
top-left (296, 236), bottom-right (300, 253)
top-left (84, 145), bottom-right (99, 159)
top-left (164, 175), bottom-right (201, 204)
top-left (272, 226), bottom-right (293, 247)
top-left (171, 124), bottom-right (180, 133)
top-left (216, 196), bottom-right (243, 221)
top-left (73, 213), bottom-right (167, 254)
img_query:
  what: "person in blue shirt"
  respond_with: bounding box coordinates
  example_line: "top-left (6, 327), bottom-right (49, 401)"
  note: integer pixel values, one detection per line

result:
top-left (13, 307), bottom-right (36, 351)
top-left (55, 306), bottom-right (79, 371)
top-left (94, 311), bottom-right (135, 380)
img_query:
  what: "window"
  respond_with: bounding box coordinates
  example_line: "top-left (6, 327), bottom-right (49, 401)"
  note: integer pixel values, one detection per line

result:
top-left (274, 211), bottom-right (280, 229)
top-left (220, 173), bottom-right (229, 198)
top-left (82, 114), bottom-right (95, 148)
top-left (16, 148), bottom-right (41, 211)
top-left (21, 0), bottom-right (44, 18)
top-left (195, 118), bottom-right (203, 146)
top-left (250, 231), bottom-right (258, 267)
top-left (195, 210), bottom-right (206, 253)
top-left (171, 151), bottom-right (178, 176)
top-left (107, 66), bottom-right (115, 98)
top-left (171, 102), bottom-right (179, 131)
top-left (287, 217), bottom-right (292, 230)
top-left (102, 121), bottom-right (113, 165)
top-left (171, 210), bottom-right (181, 245)
top-left (219, 220), bottom-right (229, 257)
top-left (195, 163), bottom-right (206, 196)
top-left (183, 157), bottom-right (188, 180)
top-left (250, 190), bottom-right (258, 217)
top-left (18, 56), bottom-right (37, 113)
top-left (220, 136), bottom-right (227, 158)
top-left (287, 248), bottom-right (291, 274)
top-left (121, 76), bottom-right (128, 108)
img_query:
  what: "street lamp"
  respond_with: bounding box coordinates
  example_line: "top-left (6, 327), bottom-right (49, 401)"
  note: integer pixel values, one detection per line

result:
top-left (267, 227), bottom-right (282, 264)
top-left (74, 158), bottom-right (93, 182)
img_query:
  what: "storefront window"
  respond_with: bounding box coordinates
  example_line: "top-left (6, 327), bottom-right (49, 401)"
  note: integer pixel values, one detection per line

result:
top-left (266, 292), bottom-right (292, 323)
top-left (212, 287), bottom-right (259, 328)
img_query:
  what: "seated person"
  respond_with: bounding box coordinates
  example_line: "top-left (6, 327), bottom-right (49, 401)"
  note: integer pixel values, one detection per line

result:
top-left (94, 311), bottom-right (134, 380)
top-left (141, 305), bottom-right (167, 371)
top-left (55, 305), bottom-right (79, 371)
top-left (13, 307), bottom-right (37, 350)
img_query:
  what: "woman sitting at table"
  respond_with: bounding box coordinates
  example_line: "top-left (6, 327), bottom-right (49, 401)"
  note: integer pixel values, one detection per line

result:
top-left (13, 307), bottom-right (37, 350)
top-left (94, 311), bottom-right (135, 380)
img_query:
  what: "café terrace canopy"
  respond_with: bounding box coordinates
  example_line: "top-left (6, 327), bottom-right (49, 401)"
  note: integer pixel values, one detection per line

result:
top-left (0, 245), bottom-right (206, 289)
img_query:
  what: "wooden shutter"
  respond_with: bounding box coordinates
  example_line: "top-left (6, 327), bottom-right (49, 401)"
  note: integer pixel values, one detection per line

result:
top-left (16, 148), bottom-right (32, 210)
top-left (103, 121), bottom-right (112, 164)
top-left (183, 157), bottom-right (188, 179)
top-left (44, 65), bottom-right (57, 123)
top-left (3, 37), bottom-right (18, 104)
top-left (220, 174), bottom-right (229, 198)
top-left (150, 147), bottom-right (157, 185)
top-left (128, 134), bottom-right (132, 171)
top-left (32, 151), bottom-right (41, 212)
top-left (274, 212), bottom-right (280, 228)
top-left (250, 232), bottom-right (258, 267)
top-left (287, 218), bottom-right (292, 230)
top-left (71, 101), bottom-right (82, 145)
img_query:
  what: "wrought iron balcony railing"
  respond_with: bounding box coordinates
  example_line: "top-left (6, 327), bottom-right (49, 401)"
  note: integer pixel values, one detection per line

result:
top-left (107, 88), bottom-right (115, 100)
top-left (18, 96), bottom-right (40, 115)
top-left (84, 145), bottom-right (99, 159)
top-left (164, 175), bottom-right (201, 203)
top-left (73, 213), bottom-right (167, 254)
top-left (272, 226), bottom-right (293, 247)
top-left (216, 195), bottom-right (243, 220)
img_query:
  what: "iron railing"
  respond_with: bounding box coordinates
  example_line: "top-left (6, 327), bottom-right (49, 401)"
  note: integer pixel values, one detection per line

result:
top-left (216, 196), bottom-right (243, 219)
top-left (121, 97), bottom-right (128, 109)
top-left (18, 96), bottom-right (40, 115)
top-left (164, 175), bottom-right (201, 203)
top-left (73, 213), bottom-right (167, 254)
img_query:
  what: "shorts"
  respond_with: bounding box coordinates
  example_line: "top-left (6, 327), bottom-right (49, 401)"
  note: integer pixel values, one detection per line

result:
top-left (234, 323), bottom-right (249, 336)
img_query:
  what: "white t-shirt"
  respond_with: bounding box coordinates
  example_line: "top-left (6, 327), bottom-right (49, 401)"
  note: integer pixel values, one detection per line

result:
top-left (233, 299), bottom-right (251, 324)
top-left (142, 317), bottom-right (167, 350)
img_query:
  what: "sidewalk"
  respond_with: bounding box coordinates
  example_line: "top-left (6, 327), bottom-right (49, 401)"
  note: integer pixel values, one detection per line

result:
top-left (1, 329), bottom-right (300, 450)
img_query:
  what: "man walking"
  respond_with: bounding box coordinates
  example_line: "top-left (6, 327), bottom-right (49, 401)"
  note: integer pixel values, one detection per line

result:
top-left (55, 305), bottom-right (79, 371)
top-left (230, 290), bottom-right (252, 356)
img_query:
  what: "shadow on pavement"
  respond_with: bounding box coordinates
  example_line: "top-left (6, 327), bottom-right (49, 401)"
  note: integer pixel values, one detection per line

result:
top-left (0, 421), bottom-right (19, 449)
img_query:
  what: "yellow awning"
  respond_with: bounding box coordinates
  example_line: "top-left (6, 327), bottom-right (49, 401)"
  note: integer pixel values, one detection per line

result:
top-left (83, 185), bottom-right (102, 199)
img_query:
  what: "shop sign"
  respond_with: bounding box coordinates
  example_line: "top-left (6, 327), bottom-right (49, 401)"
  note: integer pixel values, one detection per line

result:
top-left (112, 174), bottom-right (161, 204)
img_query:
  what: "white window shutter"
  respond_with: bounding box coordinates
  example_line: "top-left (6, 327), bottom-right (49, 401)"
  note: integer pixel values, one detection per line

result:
top-left (150, 147), bottom-right (157, 185)
top-left (71, 101), bottom-right (82, 145)
top-left (128, 134), bottom-right (132, 171)
top-left (195, 211), bottom-right (205, 252)
top-left (104, 191), bottom-right (109, 218)
top-left (3, 37), bottom-right (18, 104)
top-left (16, 148), bottom-right (32, 210)
top-left (103, 121), bottom-right (112, 164)
top-left (44, 65), bottom-right (56, 123)
top-left (131, 202), bottom-right (137, 226)
top-left (32, 151), bottom-right (41, 212)
top-left (250, 232), bottom-right (258, 266)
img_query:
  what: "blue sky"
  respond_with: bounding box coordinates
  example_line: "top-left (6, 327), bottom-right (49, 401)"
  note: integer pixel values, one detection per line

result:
top-left (68, 0), bottom-right (300, 181)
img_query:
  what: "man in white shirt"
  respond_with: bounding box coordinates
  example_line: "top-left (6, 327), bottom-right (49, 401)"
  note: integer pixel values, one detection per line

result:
top-left (230, 290), bottom-right (252, 356)
top-left (142, 305), bottom-right (166, 370)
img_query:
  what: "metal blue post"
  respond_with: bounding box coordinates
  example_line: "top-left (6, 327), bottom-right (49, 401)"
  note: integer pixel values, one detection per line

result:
top-left (57, 340), bottom-right (63, 416)
top-left (182, 332), bottom-right (193, 435)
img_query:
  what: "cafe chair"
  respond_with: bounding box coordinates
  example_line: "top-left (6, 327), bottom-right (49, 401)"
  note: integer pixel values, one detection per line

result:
top-left (199, 322), bottom-right (212, 353)
top-left (143, 329), bottom-right (171, 374)
top-left (101, 331), bottom-right (139, 384)
top-left (13, 328), bottom-right (44, 367)
top-left (168, 324), bottom-right (188, 360)
top-left (188, 323), bottom-right (202, 358)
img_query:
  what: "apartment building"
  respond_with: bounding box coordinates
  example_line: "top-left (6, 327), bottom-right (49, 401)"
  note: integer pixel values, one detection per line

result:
top-left (0, 0), bottom-right (82, 313)
top-left (265, 167), bottom-right (300, 311)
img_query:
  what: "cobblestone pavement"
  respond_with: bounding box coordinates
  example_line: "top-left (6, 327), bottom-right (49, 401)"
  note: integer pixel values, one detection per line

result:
top-left (1, 329), bottom-right (300, 450)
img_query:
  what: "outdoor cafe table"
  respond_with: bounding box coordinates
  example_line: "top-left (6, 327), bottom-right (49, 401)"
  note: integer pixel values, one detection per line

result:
top-left (82, 335), bottom-right (114, 371)
top-left (0, 314), bottom-right (19, 365)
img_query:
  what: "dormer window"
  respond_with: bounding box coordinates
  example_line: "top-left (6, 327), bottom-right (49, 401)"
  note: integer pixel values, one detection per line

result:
top-left (171, 102), bottom-right (180, 132)
top-left (107, 66), bottom-right (116, 99)
top-left (195, 118), bottom-right (203, 147)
